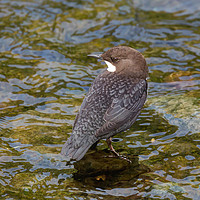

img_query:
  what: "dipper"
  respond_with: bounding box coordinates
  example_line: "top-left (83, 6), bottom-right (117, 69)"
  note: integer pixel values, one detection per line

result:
top-left (61, 46), bottom-right (148, 161)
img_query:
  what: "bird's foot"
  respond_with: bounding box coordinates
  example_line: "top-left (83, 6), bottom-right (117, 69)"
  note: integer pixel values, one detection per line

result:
top-left (117, 154), bottom-right (132, 163)
top-left (104, 150), bottom-right (131, 163)
top-left (106, 137), bottom-right (132, 163)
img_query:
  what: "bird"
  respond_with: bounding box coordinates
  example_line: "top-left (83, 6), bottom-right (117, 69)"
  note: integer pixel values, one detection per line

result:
top-left (61, 46), bottom-right (148, 161)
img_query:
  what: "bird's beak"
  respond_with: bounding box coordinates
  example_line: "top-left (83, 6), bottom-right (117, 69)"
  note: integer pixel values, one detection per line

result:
top-left (87, 52), bottom-right (102, 59)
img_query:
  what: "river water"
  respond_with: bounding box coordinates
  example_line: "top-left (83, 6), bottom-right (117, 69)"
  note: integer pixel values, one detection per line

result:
top-left (0, 0), bottom-right (200, 199)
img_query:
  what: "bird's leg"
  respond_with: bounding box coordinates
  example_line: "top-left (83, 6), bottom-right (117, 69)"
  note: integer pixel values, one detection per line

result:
top-left (106, 137), bottom-right (119, 157)
top-left (106, 137), bottom-right (132, 163)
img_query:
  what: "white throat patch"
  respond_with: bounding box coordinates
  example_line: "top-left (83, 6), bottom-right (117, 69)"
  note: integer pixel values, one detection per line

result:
top-left (105, 61), bottom-right (116, 72)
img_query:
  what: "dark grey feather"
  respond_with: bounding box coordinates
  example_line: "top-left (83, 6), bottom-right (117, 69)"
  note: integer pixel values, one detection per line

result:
top-left (61, 46), bottom-right (148, 161)
top-left (61, 72), bottom-right (147, 160)
top-left (95, 79), bottom-right (147, 138)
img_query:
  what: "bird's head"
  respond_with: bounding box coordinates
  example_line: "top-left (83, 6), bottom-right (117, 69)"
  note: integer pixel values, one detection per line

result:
top-left (88, 46), bottom-right (148, 79)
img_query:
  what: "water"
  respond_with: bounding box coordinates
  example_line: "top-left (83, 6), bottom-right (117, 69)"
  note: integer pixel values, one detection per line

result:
top-left (0, 0), bottom-right (200, 199)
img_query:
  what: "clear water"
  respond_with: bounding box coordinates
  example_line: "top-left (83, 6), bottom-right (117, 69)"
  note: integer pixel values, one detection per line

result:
top-left (0, 0), bottom-right (200, 199)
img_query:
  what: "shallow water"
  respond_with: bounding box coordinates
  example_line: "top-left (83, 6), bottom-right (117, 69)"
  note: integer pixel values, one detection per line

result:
top-left (0, 0), bottom-right (200, 199)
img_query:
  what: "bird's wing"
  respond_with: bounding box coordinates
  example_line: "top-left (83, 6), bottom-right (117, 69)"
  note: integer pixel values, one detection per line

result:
top-left (95, 79), bottom-right (147, 138)
top-left (72, 73), bottom-right (107, 129)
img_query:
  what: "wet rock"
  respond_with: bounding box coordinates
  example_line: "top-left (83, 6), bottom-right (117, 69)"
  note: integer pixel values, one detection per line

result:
top-left (73, 149), bottom-right (151, 187)
top-left (74, 149), bottom-right (138, 176)
top-left (147, 93), bottom-right (200, 135)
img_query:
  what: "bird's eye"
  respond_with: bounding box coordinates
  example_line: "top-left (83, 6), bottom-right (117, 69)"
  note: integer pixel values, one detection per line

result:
top-left (111, 57), bottom-right (119, 63)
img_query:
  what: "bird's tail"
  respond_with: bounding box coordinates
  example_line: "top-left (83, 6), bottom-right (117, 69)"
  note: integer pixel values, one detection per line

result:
top-left (61, 135), bottom-right (98, 161)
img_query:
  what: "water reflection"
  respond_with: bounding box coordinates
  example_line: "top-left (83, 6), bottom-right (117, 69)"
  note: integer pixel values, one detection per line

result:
top-left (0, 0), bottom-right (200, 199)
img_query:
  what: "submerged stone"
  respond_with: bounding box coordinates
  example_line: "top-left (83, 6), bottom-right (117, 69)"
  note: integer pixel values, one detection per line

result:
top-left (73, 149), bottom-right (151, 187)
top-left (74, 149), bottom-right (137, 176)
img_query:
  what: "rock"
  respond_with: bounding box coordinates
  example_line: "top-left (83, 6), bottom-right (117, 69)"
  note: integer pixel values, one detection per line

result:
top-left (74, 149), bottom-right (138, 176)
top-left (73, 149), bottom-right (151, 187)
